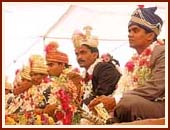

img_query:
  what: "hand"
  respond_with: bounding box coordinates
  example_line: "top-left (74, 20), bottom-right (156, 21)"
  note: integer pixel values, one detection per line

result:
top-left (34, 108), bottom-right (43, 114)
top-left (43, 104), bottom-right (56, 117)
top-left (88, 95), bottom-right (116, 112)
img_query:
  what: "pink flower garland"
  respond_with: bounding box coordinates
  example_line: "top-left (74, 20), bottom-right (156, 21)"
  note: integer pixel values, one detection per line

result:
top-left (117, 40), bottom-right (164, 93)
top-left (55, 89), bottom-right (73, 125)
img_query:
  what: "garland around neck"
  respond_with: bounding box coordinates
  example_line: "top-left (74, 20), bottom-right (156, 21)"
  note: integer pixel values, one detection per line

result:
top-left (82, 58), bottom-right (102, 99)
top-left (114, 41), bottom-right (164, 95)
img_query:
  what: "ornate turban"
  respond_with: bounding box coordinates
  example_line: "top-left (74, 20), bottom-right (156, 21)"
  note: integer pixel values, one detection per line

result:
top-left (20, 66), bottom-right (31, 81)
top-left (72, 26), bottom-right (99, 48)
top-left (45, 41), bottom-right (69, 64)
top-left (128, 7), bottom-right (163, 35)
top-left (29, 55), bottom-right (48, 75)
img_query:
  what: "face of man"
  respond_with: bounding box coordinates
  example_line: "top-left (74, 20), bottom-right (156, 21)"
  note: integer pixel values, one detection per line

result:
top-left (5, 89), bottom-right (12, 95)
top-left (75, 45), bottom-right (98, 70)
top-left (19, 78), bottom-right (32, 89)
top-left (128, 25), bottom-right (154, 53)
top-left (30, 72), bottom-right (45, 85)
top-left (47, 62), bottom-right (64, 77)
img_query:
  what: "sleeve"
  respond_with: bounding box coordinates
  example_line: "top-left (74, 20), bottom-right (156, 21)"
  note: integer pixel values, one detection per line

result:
top-left (93, 62), bottom-right (121, 96)
top-left (124, 46), bottom-right (165, 101)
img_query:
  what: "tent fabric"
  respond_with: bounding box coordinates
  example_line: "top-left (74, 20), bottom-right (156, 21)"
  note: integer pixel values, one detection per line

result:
top-left (3, 3), bottom-right (167, 83)
top-left (44, 4), bottom-right (166, 41)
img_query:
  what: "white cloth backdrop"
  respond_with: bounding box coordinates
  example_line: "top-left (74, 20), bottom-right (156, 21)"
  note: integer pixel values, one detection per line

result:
top-left (3, 2), bottom-right (167, 83)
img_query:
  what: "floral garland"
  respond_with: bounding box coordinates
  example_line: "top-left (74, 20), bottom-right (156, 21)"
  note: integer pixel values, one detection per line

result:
top-left (5, 67), bottom-right (82, 125)
top-left (45, 68), bottom-right (82, 125)
top-left (82, 54), bottom-right (121, 100)
top-left (46, 78), bottom-right (76, 125)
top-left (82, 58), bottom-right (102, 100)
top-left (55, 89), bottom-right (74, 125)
top-left (5, 82), bottom-right (51, 115)
top-left (5, 111), bottom-right (55, 125)
top-left (115, 40), bottom-right (164, 94)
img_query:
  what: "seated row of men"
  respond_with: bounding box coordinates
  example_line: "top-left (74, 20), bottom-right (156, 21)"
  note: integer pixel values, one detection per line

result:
top-left (5, 6), bottom-right (165, 125)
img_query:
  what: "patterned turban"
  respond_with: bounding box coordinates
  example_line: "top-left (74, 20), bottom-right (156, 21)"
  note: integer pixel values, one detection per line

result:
top-left (29, 55), bottom-right (48, 75)
top-left (20, 66), bottom-right (31, 81)
top-left (45, 41), bottom-right (69, 64)
top-left (128, 7), bottom-right (163, 35)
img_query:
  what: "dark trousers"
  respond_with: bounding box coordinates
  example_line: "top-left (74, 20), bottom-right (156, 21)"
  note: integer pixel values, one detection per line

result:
top-left (113, 94), bottom-right (165, 122)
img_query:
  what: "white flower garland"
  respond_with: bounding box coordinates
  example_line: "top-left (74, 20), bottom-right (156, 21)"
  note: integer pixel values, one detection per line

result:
top-left (82, 58), bottom-right (102, 99)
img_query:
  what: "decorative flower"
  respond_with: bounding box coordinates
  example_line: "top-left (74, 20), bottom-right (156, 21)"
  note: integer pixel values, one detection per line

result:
top-left (143, 48), bottom-right (152, 56)
top-left (43, 76), bottom-right (51, 83)
top-left (125, 61), bottom-right (135, 72)
top-left (55, 111), bottom-right (64, 121)
top-left (44, 41), bottom-right (59, 54)
top-left (72, 67), bottom-right (80, 73)
top-left (53, 88), bottom-right (75, 125)
top-left (73, 29), bottom-right (84, 35)
top-left (101, 53), bottom-right (113, 63)
top-left (15, 69), bottom-right (20, 75)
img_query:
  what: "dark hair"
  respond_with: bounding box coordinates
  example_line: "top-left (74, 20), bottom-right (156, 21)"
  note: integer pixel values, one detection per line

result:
top-left (65, 64), bottom-right (71, 68)
top-left (82, 44), bottom-right (99, 58)
top-left (57, 62), bottom-right (70, 68)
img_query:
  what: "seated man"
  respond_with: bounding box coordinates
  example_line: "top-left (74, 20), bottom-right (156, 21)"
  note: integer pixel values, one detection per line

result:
top-left (43, 42), bottom-right (83, 122)
top-left (5, 66), bottom-right (32, 113)
top-left (5, 77), bottom-right (14, 109)
top-left (89, 7), bottom-right (165, 123)
top-left (13, 66), bottom-right (32, 95)
top-left (72, 26), bottom-right (121, 105)
top-left (45, 41), bottom-right (83, 103)
top-left (28, 55), bottom-right (49, 109)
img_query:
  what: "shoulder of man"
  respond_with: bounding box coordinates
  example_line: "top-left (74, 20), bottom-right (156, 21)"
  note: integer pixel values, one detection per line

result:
top-left (153, 44), bottom-right (165, 53)
top-left (95, 62), bottom-right (116, 70)
top-left (93, 62), bottom-right (121, 76)
top-left (150, 44), bottom-right (165, 63)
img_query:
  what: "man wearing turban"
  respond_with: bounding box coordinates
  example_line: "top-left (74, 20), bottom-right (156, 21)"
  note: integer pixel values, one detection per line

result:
top-left (43, 42), bottom-right (83, 118)
top-left (13, 66), bottom-right (32, 95)
top-left (72, 26), bottom-right (121, 105)
top-left (45, 41), bottom-right (69, 77)
top-left (89, 7), bottom-right (165, 123)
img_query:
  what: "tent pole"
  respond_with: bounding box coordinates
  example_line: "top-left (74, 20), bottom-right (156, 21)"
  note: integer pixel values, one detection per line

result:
top-left (43, 36), bottom-right (46, 47)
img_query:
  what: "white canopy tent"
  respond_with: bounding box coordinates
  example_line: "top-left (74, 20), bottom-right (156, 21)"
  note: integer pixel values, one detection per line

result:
top-left (44, 4), bottom-right (166, 40)
top-left (3, 2), bottom-right (167, 83)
